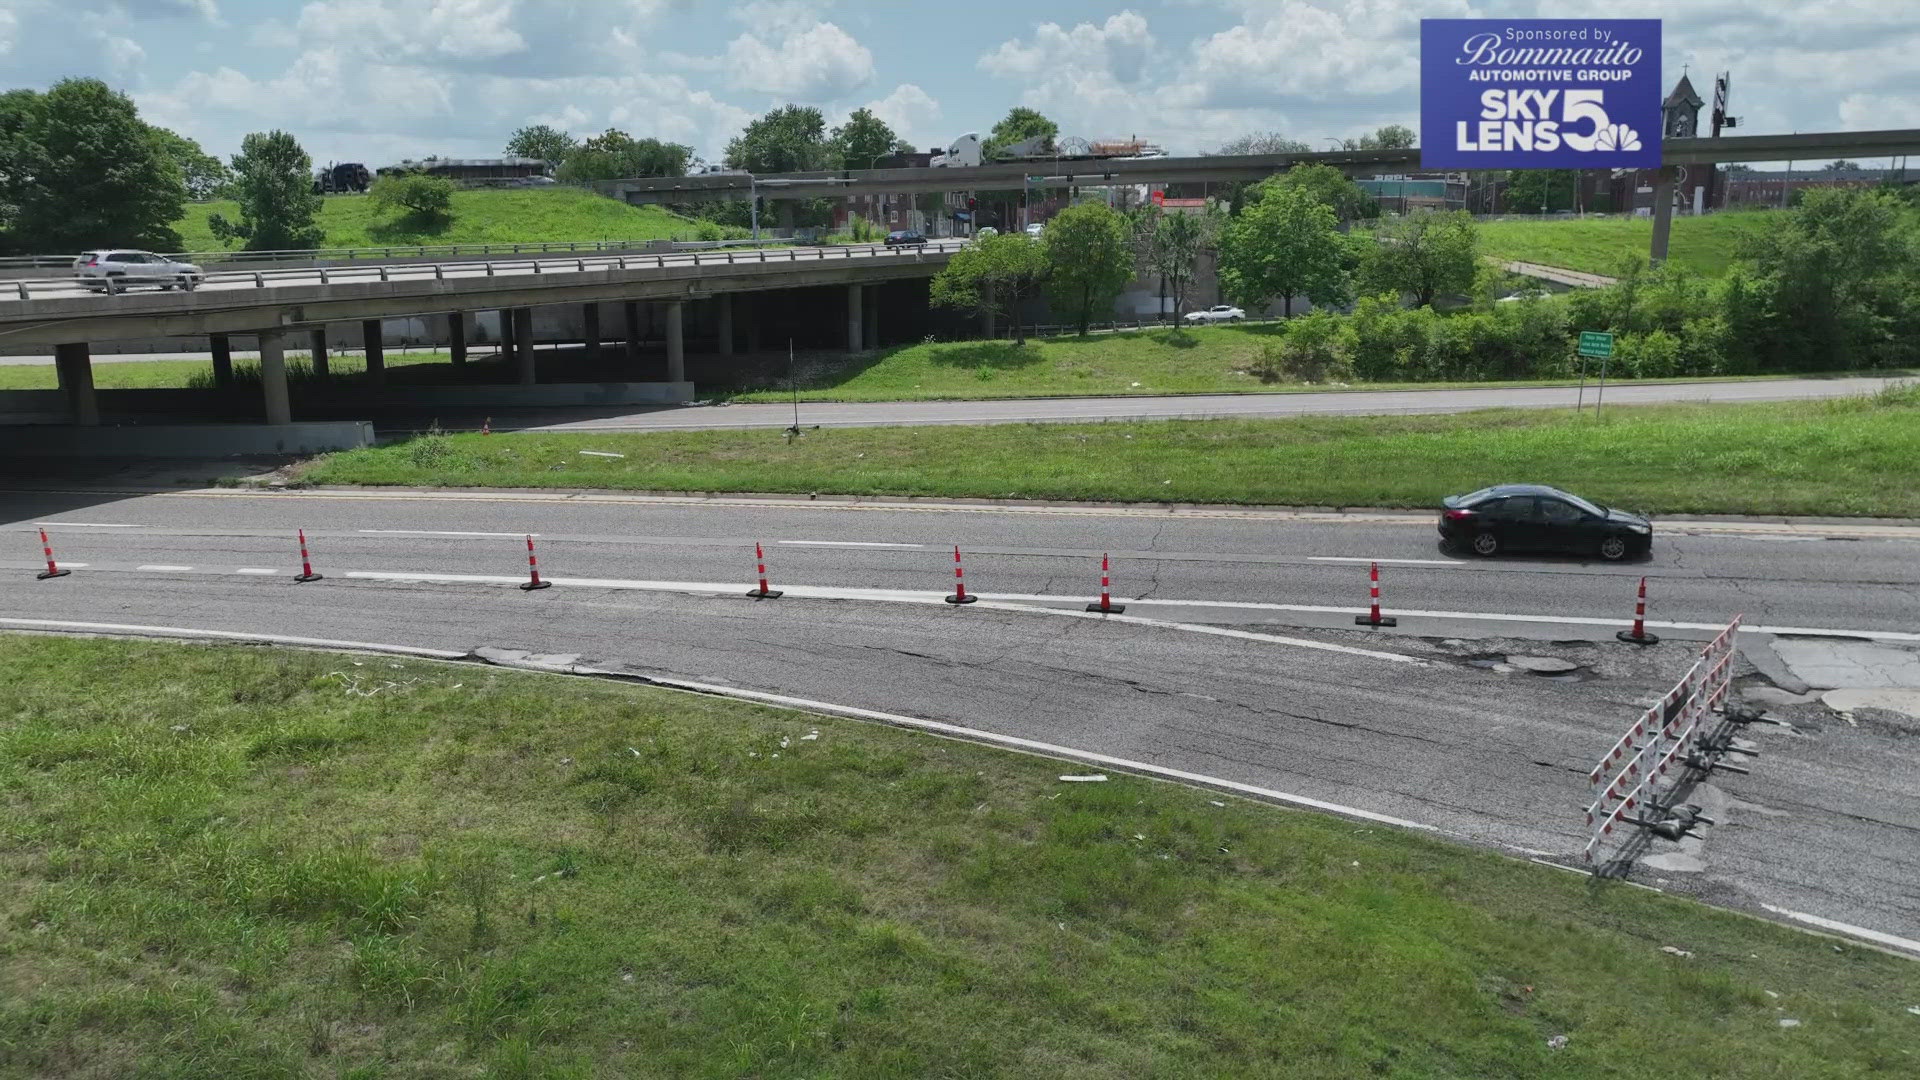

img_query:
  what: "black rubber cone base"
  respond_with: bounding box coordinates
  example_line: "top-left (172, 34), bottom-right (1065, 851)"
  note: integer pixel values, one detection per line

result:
top-left (1355, 614), bottom-right (1397, 627)
top-left (1086, 602), bottom-right (1126, 614)
top-left (747, 588), bottom-right (784, 599)
top-left (36, 569), bottom-right (70, 580)
top-left (945, 593), bottom-right (977, 605)
top-left (1616, 630), bottom-right (1659, 645)
top-left (294, 573), bottom-right (323, 583)
top-left (520, 580), bottom-right (552, 591)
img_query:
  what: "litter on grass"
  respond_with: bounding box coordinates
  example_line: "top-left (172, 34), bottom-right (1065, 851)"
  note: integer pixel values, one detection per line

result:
top-left (579, 450), bottom-right (626, 458)
top-left (1059, 774), bottom-right (1108, 782)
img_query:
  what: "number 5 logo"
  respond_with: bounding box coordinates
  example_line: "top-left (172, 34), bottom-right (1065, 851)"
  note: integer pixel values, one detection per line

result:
top-left (1559, 90), bottom-right (1610, 151)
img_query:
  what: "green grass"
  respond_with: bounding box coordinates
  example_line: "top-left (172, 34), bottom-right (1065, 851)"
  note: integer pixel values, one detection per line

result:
top-left (0, 351), bottom-right (455, 391)
top-left (304, 386), bottom-right (1920, 517)
top-left (173, 187), bottom-right (715, 254)
top-left (2, 636), bottom-right (1914, 1077)
top-left (1475, 212), bottom-right (1785, 278)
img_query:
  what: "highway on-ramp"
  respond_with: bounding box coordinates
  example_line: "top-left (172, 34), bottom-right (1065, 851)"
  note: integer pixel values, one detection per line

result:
top-left (3, 486), bottom-right (1916, 954)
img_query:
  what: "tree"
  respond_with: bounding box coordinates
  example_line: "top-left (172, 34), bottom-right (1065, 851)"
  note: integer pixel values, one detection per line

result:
top-left (1218, 184), bottom-right (1350, 318)
top-left (930, 231), bottom-right (1048, 344)
top-left (1042, 202), bottom-right (1135, 335)
top-left (1139, 206), bottom-right (1216, 322)
top-left (1212, 131), bottom-right (1312, 156)
top-left (1342, 124), bottom-right (1417, 150)
top-left (505, 124), bottom-right (578, 166)
top-left (369, 170), bottom-right (455, 222)
top-left (1823, 159), bottom-right (1864, 172)
top-left (555, 129), bottom-right (692, 181)
top-left (1737, 188), bottom-right (1919, 368)
top-left (829, 107), bottom-right (905, 170)
top-left (985, 106), bottom-right (1057, 160)
top-left (150, 128), bottom-right (231, 201)
top-left (1252, 163), bottom-right (1377, 222)
top-left (725, 104), bottom-right (830, 173)
top-left (1503, 168), bottom-right (1579, 213)
top-left (209, 130), bottom-right (323, 251)
top-left (0, 79), bottom-right (184, 255)
top-left (1358, 210), bottom-right (1480, 308)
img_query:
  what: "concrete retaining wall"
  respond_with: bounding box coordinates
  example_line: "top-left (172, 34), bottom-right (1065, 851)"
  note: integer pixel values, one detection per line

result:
top-left (300, 382), bottom-right (694, 408)
top-left (0, 421), bottom-right (375, 457)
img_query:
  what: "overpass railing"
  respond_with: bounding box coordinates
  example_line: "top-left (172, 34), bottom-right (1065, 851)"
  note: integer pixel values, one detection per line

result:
top-left (0, 236), bottom-right (788, 274)
top-left (0, 240), bottom-right (967, 302)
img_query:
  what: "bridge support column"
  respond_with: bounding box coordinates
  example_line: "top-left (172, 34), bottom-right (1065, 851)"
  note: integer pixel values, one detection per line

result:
top-left (583, 302), bottom-right (602, 364)
top-left (514, 308), bottom-right (535, 384)
top-left (863, 285), bottom-right (879, 349)
top-left (497, 309), bottom-right (515, 363)
top-left (209, 333), bottom-right (234, 389)
top-left (847, 283), bottom-right (863, 353)
top-left (665, 301), bottom-right (685, 382)
top-left (448, 312), bottom-right (466, 366)
top-left (259, 330), bottom-right (291, 426)
top-left (717, 294), bottom-right (734, 357)
top-left (624, 301), bottom-right (642, 368)
top-left (53, 343), bottom-right (99, 427)
top-left (361, 319), bottom-right (384, 386)
top-left (309, 327), bottom-right (330, 378)
top-left (1650, 165), bottom-right (1677, 268)
top-left (743, 295), bottom-right (760, 355)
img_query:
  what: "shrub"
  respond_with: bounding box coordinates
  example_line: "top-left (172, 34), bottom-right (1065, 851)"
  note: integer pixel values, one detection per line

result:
top-left (1263, 310), bottom-right (1352, 383)
top-left (369, 172), bottom-right (455, 221)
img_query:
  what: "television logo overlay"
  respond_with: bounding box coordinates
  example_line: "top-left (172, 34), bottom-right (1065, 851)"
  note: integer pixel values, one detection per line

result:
top-left (1420, 19), bottom-right (1662, 170)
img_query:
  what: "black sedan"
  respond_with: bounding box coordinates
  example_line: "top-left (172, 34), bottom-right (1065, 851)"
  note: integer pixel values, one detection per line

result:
top-left (1438, 484), bottom-right (1652, 560)
top-left (883, 230), bottom-right (927, 247)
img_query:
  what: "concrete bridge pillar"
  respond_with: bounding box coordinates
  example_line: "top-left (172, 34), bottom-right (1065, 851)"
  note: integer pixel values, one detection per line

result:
top-left (309, 327), bottom-right (329, 377)
top-left (863, 285), bottom-right (879, 349)
top-left (583, 302), bottom-right (602, 363)
top-left (513, 308), bottom-right (536, 384)
top-left (624, 301), bottom-right (642, 368)
top-left (498, 309), bottom-right (516, 364)
top-left (53, 343), bottom-right (99, 427)
top-left (209, 334), bottom-right (234, 389)
top-left (361, 319), bottom-right (384, 386)
top-left (665, 301), bottom-right (685, 382)
top-left (743, 295), bottom-right (761, 355)
top-left (259, 330), bottom-right (291, 426)
top-left (847, 283), bottom-right (863, 353)
top-left (717, 294), bottom-right (734, 357)
top-left (449, 313), bottom-right (467, 366)
top-left (1649, 165), bottom-right (1677, 268)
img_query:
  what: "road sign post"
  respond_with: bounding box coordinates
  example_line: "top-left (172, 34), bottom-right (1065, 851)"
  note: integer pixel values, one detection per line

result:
top-left (1577, 332), bottom-right (1614, 415)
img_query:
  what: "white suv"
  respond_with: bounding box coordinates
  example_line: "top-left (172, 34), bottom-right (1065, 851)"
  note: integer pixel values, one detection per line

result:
top-left (1183, 304), bottom-right (1245, 324)
top-left (74, 250), bottom-right (204, 294)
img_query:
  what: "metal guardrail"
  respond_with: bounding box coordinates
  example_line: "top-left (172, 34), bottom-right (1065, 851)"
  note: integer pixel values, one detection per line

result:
top-left (0, 236), bottom-right (784, 273)
top-left (0, 240), bottom-right (967, 302)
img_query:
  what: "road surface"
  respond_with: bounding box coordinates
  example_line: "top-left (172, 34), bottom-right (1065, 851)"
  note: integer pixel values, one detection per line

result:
top-left (2, 485), bottom-right (1915, 952)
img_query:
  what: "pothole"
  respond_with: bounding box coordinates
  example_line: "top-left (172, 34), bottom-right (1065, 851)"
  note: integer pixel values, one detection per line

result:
top-left (1464, 654), bottom-right (1591, 681)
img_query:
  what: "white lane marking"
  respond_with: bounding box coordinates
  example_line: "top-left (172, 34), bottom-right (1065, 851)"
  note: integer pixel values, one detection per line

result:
top-left (0, 617), bottom-right (467, 659)
top-left (1760, 904), bottom-right (1920, 958)
top-left (971, 601), bottom-right (1425, 664)
top-left (777, 540), bottom-right (925, 549)
top-left (235, 568), bottom-right (278, 575)
top-left (358, 529), bottom-right (531, 538)
top-left (137, 565), bottom-right (194, 572)
top-left (34, 522), bottom-right (142, 528)
top-left (1310, 557), bottom-right (1459, 566)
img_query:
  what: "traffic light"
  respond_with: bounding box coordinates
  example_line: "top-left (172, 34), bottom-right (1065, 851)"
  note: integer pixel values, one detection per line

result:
top-left (967, 197), bottom-right (977, 210)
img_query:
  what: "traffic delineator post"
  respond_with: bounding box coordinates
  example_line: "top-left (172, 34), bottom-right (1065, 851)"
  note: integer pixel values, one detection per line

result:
top-left (35, 528), bottom-right (69, 580)
top-left (1617, 576), bottom-right (1659, 644)
top-left (945, 545), bottom-right (976, 604)
top-left (1086, 552), bottom-right (1125, 614)
top-left (520, 534), bottom-right (551, 591)
top-left (294, 529), bottom-right (323, 582)
top-left (746, 541), bottom-right (783, 599)
top-left (481, 416), bottom-right (492, 435)
top-left (1354, 561), bottom-right (1396, 627)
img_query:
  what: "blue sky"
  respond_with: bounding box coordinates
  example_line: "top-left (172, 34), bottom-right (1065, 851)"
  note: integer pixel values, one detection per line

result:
top-left (3, 0), bottom-right (1916, 169)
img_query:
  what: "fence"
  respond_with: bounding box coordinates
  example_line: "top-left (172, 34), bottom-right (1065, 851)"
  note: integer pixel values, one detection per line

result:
top-left (1582, 616), bottom-right (1743, 869)
top-left (0, 236), bottom-right (784, 275)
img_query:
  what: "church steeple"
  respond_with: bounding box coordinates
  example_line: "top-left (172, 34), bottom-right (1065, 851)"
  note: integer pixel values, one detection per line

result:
top-left (1663, 74), bottom-right (1705, 139)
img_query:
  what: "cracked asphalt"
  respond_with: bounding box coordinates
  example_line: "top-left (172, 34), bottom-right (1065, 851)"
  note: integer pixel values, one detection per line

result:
top-left (2, 485), bottom-right (1916, 948)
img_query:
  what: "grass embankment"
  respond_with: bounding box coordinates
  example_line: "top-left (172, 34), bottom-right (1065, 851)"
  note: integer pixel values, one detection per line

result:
top-left (306, 388), bottom-right (1920, 518)
top-left (1476, 212), bottom-right (1784, 278)
top-left (173, 187), bottom-right (712, 253)
top-left (3, 637), bottom-right (1914, 1077)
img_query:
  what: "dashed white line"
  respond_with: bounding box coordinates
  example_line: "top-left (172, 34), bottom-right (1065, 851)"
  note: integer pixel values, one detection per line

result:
top-left (234, 568), bottom-right (278, 575)
top-left (1310, 557), bottom-right (1459, 566)
top-left (137, 564), bottom-right (194, 572)
top-left (358, 529), bottom-right (531, 538)
top-left (777, 540), bottom-right (925, 549)
top-left (33, 522), bottom-right (142, 528)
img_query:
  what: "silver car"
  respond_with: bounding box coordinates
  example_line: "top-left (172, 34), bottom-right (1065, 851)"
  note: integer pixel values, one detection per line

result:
top-left (74, 250), bottom-right (204, 293)
top-left (1183, 304), bottom-right (1246, 324)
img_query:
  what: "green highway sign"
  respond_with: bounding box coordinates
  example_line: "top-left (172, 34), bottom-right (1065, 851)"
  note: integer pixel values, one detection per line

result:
top-left (1578, 331), bottom-right (1615, 359)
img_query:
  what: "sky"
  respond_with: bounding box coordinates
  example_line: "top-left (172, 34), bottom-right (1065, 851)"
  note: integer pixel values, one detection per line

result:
top-left (2, 0), bottom-right (1916, 170)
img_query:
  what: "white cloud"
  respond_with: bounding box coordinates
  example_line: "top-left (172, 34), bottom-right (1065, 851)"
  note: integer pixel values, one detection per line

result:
top-left (293, 0), bottom-right (526, 63)
top-left (1837, 93), bottom-right (1920, 132)
top-left (0, 9), bottom-right (16, 57)
top-left (979, 10), bottom-right (1154, 85)
top-left (862, 83), bottom-right (942, 148)
top-left (721, 19), bottom-right (874, 100)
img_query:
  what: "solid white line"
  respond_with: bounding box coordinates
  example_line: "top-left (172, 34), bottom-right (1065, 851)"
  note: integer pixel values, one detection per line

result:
top-left (1310, 557), bottom-right (1459, 566)
top-left (1760, 904), bottom-right (1920, 957)
top-left (358, 529), bottom-right (530, 538)
top-left (234, 568), bottom-right (278, 575)
top-left (137, 564), bottom-right (194, 572)
top-left (34, 522), bottom-right (142, 528)
top-left (777, 540), bottom-right (925, 548)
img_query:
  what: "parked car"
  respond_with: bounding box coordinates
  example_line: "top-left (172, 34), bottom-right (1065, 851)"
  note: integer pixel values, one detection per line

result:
top-left (1024, 223), bottom-right (1044, 238)
top-left (1183, 304), bottom-right (1246, 324)
top-left (1438, 484), bottom-right (1652, 560)
top-left (884, 230), bottom-right (927, 247)
top-left (74, 250), bottom-right (203, 293)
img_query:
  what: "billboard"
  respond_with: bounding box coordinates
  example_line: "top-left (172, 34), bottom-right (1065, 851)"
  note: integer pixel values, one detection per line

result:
top-left (1420, 19), bottom-right (1662, 170)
